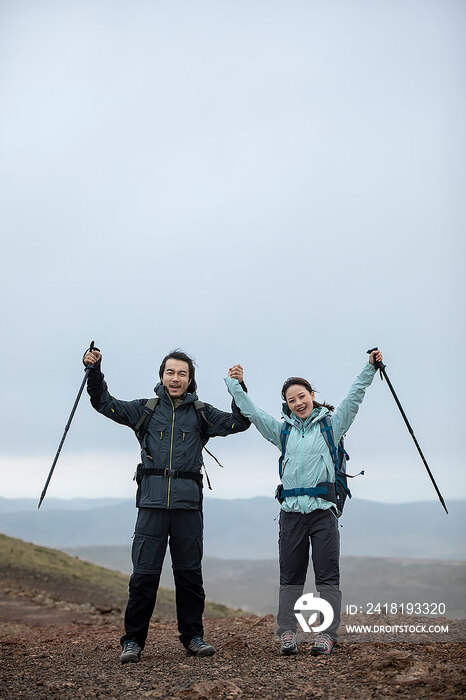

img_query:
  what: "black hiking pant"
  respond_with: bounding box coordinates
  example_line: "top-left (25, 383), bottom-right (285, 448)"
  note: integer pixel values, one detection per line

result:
top-left (120, 508), bottom-right (205, 649)
top-left (277, 508), bottom-right (341, 641)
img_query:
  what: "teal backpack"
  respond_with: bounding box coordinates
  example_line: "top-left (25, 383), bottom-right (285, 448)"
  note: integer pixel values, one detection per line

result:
top-left (275, 415), bottom-right (363, 516)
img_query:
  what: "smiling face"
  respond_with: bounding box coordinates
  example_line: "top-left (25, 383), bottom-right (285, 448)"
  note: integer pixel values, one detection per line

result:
top-left (285, 383), bottom-right (315, 420)
top-left (162, 359), bottom-right (191, 398)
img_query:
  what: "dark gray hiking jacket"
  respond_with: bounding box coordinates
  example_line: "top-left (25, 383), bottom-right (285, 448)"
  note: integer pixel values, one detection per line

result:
top-left (87, 365), bottom-right (250, 510)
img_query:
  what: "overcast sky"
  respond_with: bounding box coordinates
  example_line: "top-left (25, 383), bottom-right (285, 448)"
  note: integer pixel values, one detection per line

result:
top-left (1, 0), bottom-right (464, 507)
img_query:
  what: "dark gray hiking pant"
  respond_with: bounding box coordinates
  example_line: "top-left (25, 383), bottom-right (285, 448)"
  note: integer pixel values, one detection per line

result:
top-left (277, 508), bottom-right (341, 641)
top-left (121, 508), bottom-right (205, 649)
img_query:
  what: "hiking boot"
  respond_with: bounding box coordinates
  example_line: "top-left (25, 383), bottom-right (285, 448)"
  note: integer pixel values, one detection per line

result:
top-left (310, 633), bottom-right (334, 656)
top-left (120, 640), bottom-right (142, 664)
top-left (186, 635), bottom-right (216, 657)
top-left (280, 630), bottom-right (298, 656)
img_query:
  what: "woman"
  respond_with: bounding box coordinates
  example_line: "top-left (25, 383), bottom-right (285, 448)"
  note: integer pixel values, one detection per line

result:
top-left (225, 349), bottom-right (383, 656)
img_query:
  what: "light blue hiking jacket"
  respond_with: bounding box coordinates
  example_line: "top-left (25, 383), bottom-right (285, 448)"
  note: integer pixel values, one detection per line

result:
top-left (225, 362), bottom-right (377, 514)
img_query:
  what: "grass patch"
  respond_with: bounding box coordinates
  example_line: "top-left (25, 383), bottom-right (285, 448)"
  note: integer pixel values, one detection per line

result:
top-left (0, 533), bottom-right (244, 618)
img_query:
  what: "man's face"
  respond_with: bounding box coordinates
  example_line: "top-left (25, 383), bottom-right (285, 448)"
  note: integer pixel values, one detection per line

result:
top-left (162, 359), bottom-right (191, 398)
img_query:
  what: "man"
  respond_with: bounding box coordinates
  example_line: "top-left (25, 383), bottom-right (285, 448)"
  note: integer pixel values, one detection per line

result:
top-left (83, 346), bottom-right (249, 663)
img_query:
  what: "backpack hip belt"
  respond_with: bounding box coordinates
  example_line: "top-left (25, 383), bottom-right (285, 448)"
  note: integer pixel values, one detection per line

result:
top-left (134, 465), bottom-right (203, 484)
top-left (277, 481), bottom-right (337, 504)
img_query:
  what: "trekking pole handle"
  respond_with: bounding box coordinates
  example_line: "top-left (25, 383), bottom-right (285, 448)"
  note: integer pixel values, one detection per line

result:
top-left (83, 341), bottom-right (100, 369)
top-left (367, 347), bottom-right (386, 371)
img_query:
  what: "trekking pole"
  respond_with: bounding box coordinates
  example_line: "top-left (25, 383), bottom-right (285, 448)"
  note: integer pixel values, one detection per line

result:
top-left (38, 341), bottom-right (97, 509)
top-left (367, 348), bottom-right (448, 514)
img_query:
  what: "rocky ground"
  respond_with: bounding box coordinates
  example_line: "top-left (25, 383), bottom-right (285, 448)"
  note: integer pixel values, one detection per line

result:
top-left (1, 592), bottom-right (465, 699)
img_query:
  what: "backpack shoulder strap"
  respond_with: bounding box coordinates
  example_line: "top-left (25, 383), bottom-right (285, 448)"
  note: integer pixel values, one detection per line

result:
top-left (145, 397), bottom-right (159, 412)
top-left (134, 397), bottom-right (160, 437)
top-left (193, 400), bottom-right (211, 439)
top-left (319, 415), bottom-right (339, 472)
top-left (193, 399), bottom-right (224, 469)
top-left (279, 422), bottom-right (291, 479)
top-left (193, 399), bottom-right (209, 425)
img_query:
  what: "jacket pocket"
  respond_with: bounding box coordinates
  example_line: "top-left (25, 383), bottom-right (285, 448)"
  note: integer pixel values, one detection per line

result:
top-left (320, 452), bottom-right (335, 481)
top-left (145, 420), bottom-right (170, 462)
top-left (169, 477), bottom-right (202, 509)
top-left (175, 425), bottom-right (202, 467)
top-left (139, 474), bottom-right (167, 507)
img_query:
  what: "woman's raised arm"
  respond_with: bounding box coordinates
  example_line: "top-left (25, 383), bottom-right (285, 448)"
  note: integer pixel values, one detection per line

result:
top-left (225, 369), bottom-right (282, 448)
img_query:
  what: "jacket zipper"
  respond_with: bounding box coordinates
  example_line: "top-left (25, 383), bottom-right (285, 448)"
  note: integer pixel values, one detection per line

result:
top-left (301, 427), bottom-right (305, 491)
top-left (167, 394), bottom-right (175, 507)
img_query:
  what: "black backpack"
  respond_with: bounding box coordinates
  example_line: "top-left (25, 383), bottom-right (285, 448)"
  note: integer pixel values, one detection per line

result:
top-left (134, 397), bottom-right (223, 489)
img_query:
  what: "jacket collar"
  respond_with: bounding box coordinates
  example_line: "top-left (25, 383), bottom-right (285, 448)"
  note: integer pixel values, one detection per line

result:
top-left (153, 381), bottom-right (198, 405)
top-left (281, 403), bottom-right (329, 429)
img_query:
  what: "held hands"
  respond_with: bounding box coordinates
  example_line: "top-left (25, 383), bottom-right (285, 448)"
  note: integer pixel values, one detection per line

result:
top-left (368, 349), bottom-right (383, 366)
top-left (228, 364), bottom-right (244, 383)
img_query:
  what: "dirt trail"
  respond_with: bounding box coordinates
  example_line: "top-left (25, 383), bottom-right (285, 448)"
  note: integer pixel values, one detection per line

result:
top-left (1, 594), bottom-right (465, 699)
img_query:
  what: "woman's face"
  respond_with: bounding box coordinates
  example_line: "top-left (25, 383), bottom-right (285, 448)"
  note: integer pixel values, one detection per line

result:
top-left (285, 384), bottom-right (315, 420)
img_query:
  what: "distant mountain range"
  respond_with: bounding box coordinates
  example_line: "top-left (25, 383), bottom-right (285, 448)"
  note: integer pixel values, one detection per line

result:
top-left (1, 497), bottom-right (464, 619)
top-left (62, 547), bottom-right (466, 619)
top-left (0, 496), bottom-right (464, 560)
